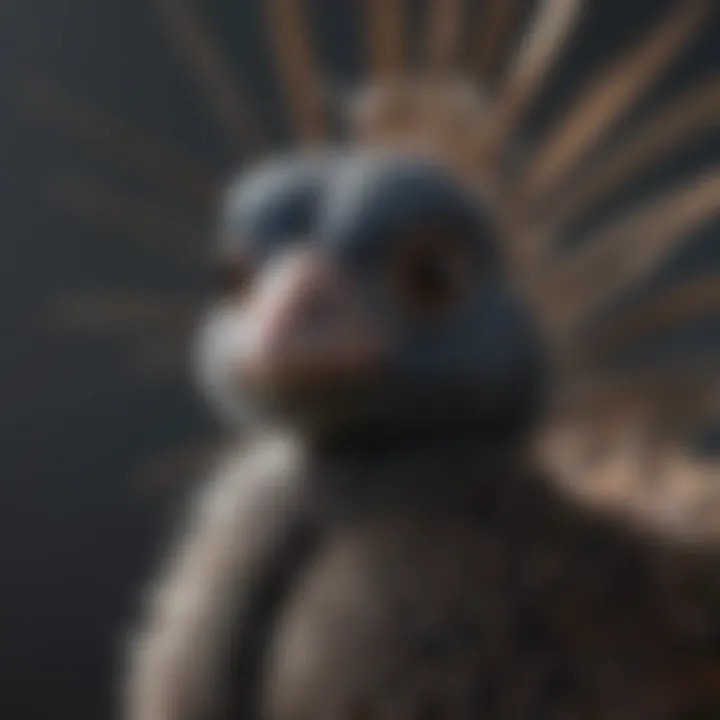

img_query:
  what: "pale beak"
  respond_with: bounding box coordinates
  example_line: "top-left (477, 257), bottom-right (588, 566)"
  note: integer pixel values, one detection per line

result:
top-left (238, 248), bottom-right (385, 394)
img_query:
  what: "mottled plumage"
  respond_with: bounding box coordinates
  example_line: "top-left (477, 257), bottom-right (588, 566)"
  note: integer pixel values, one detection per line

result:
top-left (265, 465), bottom-right (720, 719)
top-left (126, 435), bottom-right (720, 720)
top-left (124, 151), bottom-right (720, 720)
top-left (109, 2), bottom-right (720, 719)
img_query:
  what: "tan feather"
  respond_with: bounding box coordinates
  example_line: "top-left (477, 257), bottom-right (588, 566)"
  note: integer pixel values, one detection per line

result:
top-left (424, 0), bottom-right (464, 74)
top-left (547, 359), bottom-right (720, 468)
top-left (542, 359), bottom-right (720, 485)
top-left (55, 294), bottom-right (198, 334)
top-left (540, 169), bottom-right (720, 332)
top-left (515, 0), bottom-right (710, 207)
top-left (480, 0), bottom-right (584, 156)
top-left (578, 273), bottom-right (720, 363)
top-left (542, 429), bottom-right (720, 542)
top-left (264, 0), bottom-right (326, 145)
top-left (363, 0), bottom-right (406, 79)
top-left (539, 419), bottom-right (655, 500)
top-left (552, 359), bottom-right (719, 417)
top-left (474, 0), bottom-right (521, 84)
top-left (54, 176), bottom-right (205, 258)
top-left (154, 0), bottom-right (264, 155)
top-left (539, 74), bottom-right (720, 239)
top-left (23, 84), bottom-right (216, 209)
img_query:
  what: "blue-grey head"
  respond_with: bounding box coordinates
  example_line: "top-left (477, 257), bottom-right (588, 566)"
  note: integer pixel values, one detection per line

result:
top-left (196, 149), bottom-right (545, 454)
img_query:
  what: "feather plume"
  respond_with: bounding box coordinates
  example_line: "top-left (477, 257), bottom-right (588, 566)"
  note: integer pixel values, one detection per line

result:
top-left (363, 0), bottom-right (407, 79)
top-left (54, 176), bottom-right (205, 258)
top-left (479, 0), bottom-right (584, 159)
top-left (474, 0), bottom-right (520, 84)
top-left (537, 74), bottom-right (720, 240)
top-left (55, 294), bottom-right (199, 334)
top-left (424, 0), bottom-right (464, 75)
top-left (154, 0), bottom-right (264, 155)
top-left (515, 0), bottom-right (710, 207)
top-left (23, 84), bottom-right (216, 208)
top-left (539, 169), bottom-right (720, 332)
top-left (264, 0), bottom-right (326, 144)
top-left (577, 274), bottom-right (720, 363)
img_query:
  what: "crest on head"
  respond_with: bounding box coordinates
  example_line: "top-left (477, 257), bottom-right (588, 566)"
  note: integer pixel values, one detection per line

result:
top-left (343, 77), bottom-right (493, 186)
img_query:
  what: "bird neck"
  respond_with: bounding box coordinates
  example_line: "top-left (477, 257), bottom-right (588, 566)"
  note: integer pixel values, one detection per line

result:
top-left (306, 401), bottom-right (531, 458)
top-left (303, 421), bottom-right (533, 518)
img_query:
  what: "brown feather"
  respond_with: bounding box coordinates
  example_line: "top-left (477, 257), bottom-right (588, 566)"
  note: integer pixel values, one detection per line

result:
top-left (479, 0), bottom-right (584, 163)
top-left (536, 74), bottom-right (720, 240)
top-left (363, 0), bottom-right (407, 79)
top-left (546, 360), bottom-right (720, 465)
top-left (154, 0), bottom-right (265, 155)
top-left (551, 359), bottom-right (718, 414)
top-left (538, 169), bottom-right (720, 332)
top-left (540, 426), bottom-right (720, 542)
top-left (515, 0), bottom-right (710, 207)
top-left (23, 84), bottom-right (216, 208)
top-left (346, 78), bottom-right (491, 187)
top-left (473, 0), bottom-right (521, 84)
top-left (54, 176), bottom-right (205, 258)
top-left (577, 273), bottom-right (720, 362)
top-left (55, 294), bottom-right (198, 334)
top-left (264, 0), bottom-right (326, 145)
top-left (423, 0), bottom-right (464, 75)
top-left (539, 358), bottom-right (720, 530)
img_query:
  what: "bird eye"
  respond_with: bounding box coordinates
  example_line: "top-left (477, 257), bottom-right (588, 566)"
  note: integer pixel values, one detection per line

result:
top-left (392, 225), bottom-right (475, 318)
top-left (212, 254), bottom-right (252, 300)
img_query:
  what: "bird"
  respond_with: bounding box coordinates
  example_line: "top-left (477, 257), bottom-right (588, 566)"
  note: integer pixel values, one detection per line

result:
top-left (40, 0), bottom-right (720, 501)
top-left (31, 0), bottom-right (720, 716)
top-left (123, 148), bottom-right (720, 720)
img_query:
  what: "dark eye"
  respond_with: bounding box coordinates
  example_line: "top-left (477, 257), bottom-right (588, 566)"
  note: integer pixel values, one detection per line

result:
top-left (392, 225), bottom-right (476, 318)
top-left (212, 254), bottom-right (252, 299)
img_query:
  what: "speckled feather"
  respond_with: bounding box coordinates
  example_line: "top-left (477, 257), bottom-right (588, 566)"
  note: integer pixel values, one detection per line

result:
top-left (120, 3), bottom-right (720, 717)
top-left (125, 433), bottom-right (720, 720)
top-left (264, 459), bottom-right (720, 720)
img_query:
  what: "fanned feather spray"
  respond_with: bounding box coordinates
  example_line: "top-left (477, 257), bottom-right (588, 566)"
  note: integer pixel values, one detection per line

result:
top-left (33, 0), bottom-right (719, 522)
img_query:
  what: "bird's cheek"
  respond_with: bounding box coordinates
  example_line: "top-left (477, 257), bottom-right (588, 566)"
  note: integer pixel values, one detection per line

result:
top-left (192, 304), bottom-right (254, 424)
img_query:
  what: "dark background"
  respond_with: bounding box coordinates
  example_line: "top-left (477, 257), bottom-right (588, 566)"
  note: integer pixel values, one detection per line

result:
top-left (0, 1), bottom-right (718, 718)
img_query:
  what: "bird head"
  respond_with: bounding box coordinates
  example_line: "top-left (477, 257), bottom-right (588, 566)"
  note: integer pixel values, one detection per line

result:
top-left (196, 150), bottom-right (544, 454)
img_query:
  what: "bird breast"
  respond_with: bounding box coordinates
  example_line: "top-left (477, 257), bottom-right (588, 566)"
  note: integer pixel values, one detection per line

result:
top-left (261, 487), bottom-right (719, 720)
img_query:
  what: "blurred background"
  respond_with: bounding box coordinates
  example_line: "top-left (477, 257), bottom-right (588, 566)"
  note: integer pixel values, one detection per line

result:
top-left (0, 1), bottom-right (718, 718)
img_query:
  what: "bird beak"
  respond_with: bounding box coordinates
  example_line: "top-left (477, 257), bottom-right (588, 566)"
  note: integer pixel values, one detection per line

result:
top-left (238, 248), bottom-right (385, 395)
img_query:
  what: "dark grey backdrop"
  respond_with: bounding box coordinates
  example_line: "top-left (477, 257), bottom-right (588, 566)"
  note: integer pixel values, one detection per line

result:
top-left (1, 1), bottom-right (718, 718)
